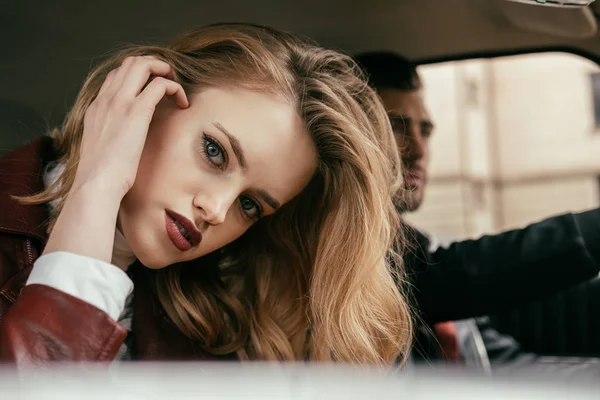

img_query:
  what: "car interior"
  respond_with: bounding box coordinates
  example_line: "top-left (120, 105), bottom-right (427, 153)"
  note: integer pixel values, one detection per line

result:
top-left (2, 0), bottom-right (600, 379)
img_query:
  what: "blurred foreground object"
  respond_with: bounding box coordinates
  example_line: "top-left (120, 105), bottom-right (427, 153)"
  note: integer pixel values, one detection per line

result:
top-left (0, 363), bottom-right (598, 399)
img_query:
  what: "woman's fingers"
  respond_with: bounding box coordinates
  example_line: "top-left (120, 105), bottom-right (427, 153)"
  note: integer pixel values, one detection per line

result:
top-left (93, 55), bottom-right (187, 119)
top-left (97, 69), bottom-right (117, 97)
top-left (107, 56), bottom-right (174, 99)
top-left (135, 77), bottom-right (189, 118)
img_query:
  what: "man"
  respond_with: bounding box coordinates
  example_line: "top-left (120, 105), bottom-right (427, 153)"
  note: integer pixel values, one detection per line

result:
top-left (354, 52), bottom-right (554, 369)
top-left (354, 53), bottom-right (431, 215)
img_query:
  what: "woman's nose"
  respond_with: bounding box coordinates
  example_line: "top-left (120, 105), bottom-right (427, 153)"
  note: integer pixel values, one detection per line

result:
top-left (193, 190), bottom-right (234, 225)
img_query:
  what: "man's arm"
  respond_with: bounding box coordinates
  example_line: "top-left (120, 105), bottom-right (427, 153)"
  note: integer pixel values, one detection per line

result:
top-left (407, 208), bottom-right (600, 324)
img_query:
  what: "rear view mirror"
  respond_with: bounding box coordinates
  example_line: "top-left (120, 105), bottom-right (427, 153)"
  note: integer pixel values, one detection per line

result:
top-left (505, 0), bottom-right (595, 7)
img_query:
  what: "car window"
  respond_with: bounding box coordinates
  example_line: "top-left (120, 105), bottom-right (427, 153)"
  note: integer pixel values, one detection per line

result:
top-left (406, 52), bottom-right (600, 243)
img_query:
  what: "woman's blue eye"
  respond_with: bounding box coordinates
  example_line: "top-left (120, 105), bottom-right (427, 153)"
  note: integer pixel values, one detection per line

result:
top-left (207, 142), bottom-right (220, 157)
top-left (241, 197), bottom-right (254, 210)
top-left (240, 196), bottom-right (262, 220)
top-left (202, 134), bottom-right (226, 168)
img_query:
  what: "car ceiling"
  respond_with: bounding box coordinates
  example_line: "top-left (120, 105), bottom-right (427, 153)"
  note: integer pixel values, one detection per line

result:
top-left (2, 0), bottom-right (600, 127)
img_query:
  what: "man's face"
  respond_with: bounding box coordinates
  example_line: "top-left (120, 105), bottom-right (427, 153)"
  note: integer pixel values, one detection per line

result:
top-left (377, 88), bottom-right (434, 212)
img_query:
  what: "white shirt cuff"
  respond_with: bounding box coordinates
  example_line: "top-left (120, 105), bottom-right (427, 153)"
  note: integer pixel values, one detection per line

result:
top-left (26, 251), bottom-right (134, 321)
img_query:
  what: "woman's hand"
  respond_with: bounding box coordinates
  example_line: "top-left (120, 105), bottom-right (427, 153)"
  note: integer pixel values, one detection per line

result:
top-left (74, 56), bottom-right (189, 199)
top-left (44, 56), bottom-right (188, 267)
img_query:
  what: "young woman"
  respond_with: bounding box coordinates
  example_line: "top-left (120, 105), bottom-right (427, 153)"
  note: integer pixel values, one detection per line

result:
top-left (0, 23), bottom-right (412, 365)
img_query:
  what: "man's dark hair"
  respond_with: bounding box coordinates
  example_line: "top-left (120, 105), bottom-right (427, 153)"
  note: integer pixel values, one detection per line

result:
top-left (354, 52), bottom-right (421, 91)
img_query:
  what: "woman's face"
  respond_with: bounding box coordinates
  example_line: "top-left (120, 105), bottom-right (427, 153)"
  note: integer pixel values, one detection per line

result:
top-left (119, 87), bottom-right (317, 269)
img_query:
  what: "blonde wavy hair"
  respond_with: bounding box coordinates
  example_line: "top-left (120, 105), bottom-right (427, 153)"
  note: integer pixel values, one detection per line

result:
top-left (23, 23), bottom-right (412, 365)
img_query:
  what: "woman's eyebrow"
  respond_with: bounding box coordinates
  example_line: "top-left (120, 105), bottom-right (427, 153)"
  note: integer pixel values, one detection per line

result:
top-left (213, 122), bottom-right (247, 170)
top-left (257, 189), bottom-right (281, 210)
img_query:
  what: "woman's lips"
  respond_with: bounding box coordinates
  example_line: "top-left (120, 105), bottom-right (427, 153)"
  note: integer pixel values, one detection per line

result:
top-left (165, 209), bottom-right (202, 251)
